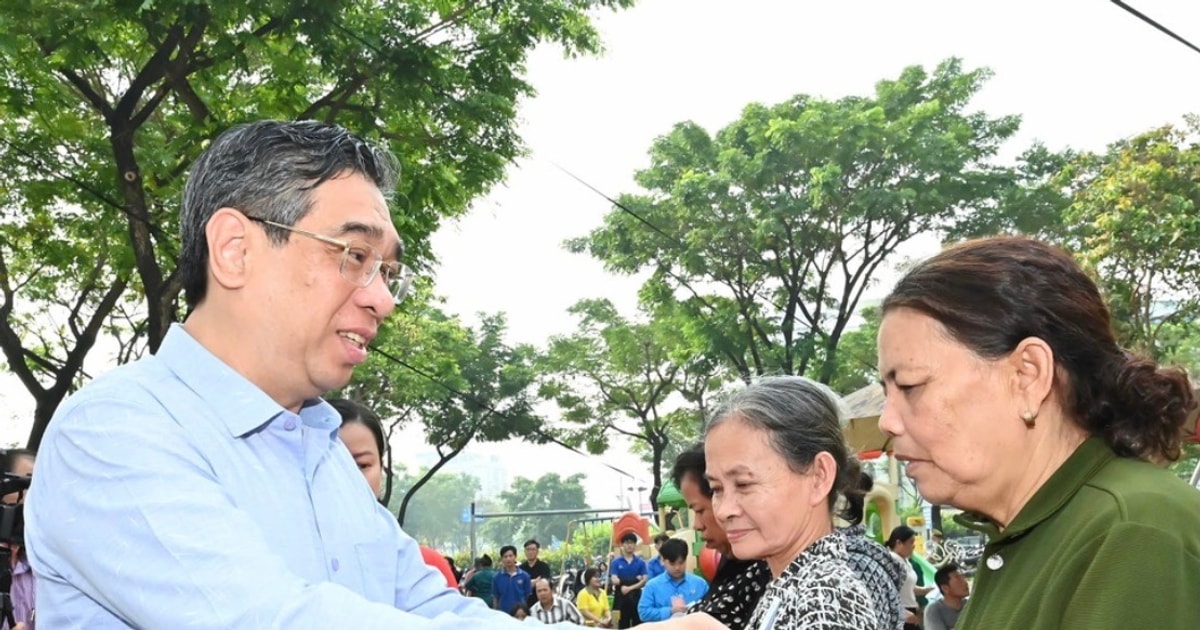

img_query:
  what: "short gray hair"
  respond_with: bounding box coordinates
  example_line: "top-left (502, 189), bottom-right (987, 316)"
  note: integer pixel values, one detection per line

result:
top-left (705, 375), bottom-right (861, 517)
top-left (179, 120), bottom-right (399, 307)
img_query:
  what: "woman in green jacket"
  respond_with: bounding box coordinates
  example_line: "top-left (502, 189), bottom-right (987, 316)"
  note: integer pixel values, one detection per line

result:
top-left (876, 236), bottom-right (1200, 630)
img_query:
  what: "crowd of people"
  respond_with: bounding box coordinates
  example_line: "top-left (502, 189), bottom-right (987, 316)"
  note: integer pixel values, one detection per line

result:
top-left (5, 120), bottom-right (1197, 629)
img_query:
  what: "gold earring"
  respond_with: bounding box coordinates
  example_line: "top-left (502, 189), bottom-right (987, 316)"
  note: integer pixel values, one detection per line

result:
top-left (1021, 410), bottom-right (1036, 426)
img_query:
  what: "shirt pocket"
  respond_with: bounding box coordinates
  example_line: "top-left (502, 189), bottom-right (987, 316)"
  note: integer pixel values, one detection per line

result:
top-left (355, 539), bottom-right (399, 605)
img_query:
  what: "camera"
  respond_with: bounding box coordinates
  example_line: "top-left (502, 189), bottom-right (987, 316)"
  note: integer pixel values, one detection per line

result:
top-left (0, 471), bottom-right (30, 546)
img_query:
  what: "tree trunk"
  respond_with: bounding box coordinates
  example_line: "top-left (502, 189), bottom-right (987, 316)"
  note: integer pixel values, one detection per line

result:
top-left (649, 438), bottom-right (666, 514)
top-left (111, 128), bottom-right (175, 351)
top-left (397, 443), bottom-right (465, 526)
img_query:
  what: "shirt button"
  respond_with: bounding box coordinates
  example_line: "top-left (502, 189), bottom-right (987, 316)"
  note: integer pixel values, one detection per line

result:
top-left (986, 554), bottom-right (1004, 570)
top-left (283, 418), bottom-right (298, 431)
top-left (331, 558), bottom-right (340, 572)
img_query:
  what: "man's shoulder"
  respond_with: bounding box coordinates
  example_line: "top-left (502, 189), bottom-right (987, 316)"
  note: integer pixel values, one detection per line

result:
top-left (50, 355), bottom-right (190, 431)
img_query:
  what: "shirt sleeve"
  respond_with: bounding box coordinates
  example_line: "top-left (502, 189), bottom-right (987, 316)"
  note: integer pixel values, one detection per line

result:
top-left (565, 600), bottom-right (583, 624)
top-left (22, 398), bottom-right (558, 630)
top-left (1061, 522), bottom-right (1200, 629)
top-left (923, 604), bottom-right (948, 630)
top-left (637, 580), bottom-right (672, 622)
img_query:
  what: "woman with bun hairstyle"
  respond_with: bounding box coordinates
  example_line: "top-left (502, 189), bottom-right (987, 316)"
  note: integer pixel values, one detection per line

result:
top-left (877, 236), bottom-right (1200, 629)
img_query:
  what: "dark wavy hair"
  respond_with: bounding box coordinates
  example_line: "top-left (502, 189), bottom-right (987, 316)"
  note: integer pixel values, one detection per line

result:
top-left (670, 443), bottom-right (713, 498)
top-left (883, 236), bottom-right (1194, 462)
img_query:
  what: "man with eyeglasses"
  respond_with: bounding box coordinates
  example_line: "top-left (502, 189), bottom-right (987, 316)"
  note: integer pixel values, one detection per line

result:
top-left (25, 121), bottom-right (574, 629)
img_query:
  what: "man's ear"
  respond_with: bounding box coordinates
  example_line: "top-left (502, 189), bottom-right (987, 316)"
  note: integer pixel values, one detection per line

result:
top-left (205, 208), bottom-right (252, 292)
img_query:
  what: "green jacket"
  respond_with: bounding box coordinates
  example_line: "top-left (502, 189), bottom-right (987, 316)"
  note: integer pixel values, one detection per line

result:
top-left (957, 438), bottom-right (1200, 629)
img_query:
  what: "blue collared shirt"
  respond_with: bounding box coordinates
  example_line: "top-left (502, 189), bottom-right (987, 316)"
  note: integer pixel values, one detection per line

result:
top-left (647, 555), bottom-right (665, 579)
top-left (637, 572), bottom-right (710, 622)
top-left (25, 324), bottom-right (565, 629)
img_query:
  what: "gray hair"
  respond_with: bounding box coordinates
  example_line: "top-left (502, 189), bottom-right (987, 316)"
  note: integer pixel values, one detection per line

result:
top-left (179, 120), bottom-right (399, 307)
top-left (705, 375), bottom-right (861, 517)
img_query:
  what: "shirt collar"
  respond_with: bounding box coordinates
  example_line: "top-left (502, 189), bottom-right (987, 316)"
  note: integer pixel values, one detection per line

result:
top-left (156, 324), bottom-right (340, 438)
top-left (778, 531), bottom-right (847, 580)
top-left (957, 437), bottom-right (1115, 541)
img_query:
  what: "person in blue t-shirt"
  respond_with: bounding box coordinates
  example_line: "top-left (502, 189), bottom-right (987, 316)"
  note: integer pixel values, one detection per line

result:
top-left (610, 533), bottom-right (648, 628)
top-left (638, 538), bottom-right (709, 621)
top-left (646, 533), bottom-right (669, 580)
top-left (493, 545), bottom-right (532, 614)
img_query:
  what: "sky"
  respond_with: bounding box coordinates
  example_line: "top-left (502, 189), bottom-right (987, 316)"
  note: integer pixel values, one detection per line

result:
top-left (3, 0), bottom-right (1200, 512)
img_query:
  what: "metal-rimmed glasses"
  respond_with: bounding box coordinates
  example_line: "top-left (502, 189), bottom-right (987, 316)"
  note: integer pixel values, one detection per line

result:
top-left (248, 217), bottom-right (415, 304)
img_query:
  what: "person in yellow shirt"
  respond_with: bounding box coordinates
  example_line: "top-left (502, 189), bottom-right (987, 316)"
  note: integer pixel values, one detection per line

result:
top-left (576, 567), bottom-right (613, 627)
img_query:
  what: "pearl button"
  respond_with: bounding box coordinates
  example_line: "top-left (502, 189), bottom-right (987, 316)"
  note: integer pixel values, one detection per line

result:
top-left (331, 558), bottom-right (340, 572)
top-left (283, 418), bottom-right (298, 431)
top-left (986, 554), bottom-right (1004, 570)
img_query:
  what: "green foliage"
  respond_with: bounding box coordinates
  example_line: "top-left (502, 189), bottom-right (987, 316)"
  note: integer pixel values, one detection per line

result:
top-left (387, 466), bottom-right (481, 553)
top-left (0, 0), bottom-right (634, 447)
top-left (481, 472), bottom-right (590, 547)
top-left (347, 306), bottom-right (547, 526)
top-left (538, 298), bottom-right (729, 511)
top-left (570, 58), bottom-right (1021, 386)
top-left (1170, 442), bottom-right (1200, 483)
top-left (1059, 120), bottom-right (1200, 361)
top-left (1157, 321), bottom-right (1200, 377)
top-left (565, 521), bottom-right (615, 562)
top-left (945, 142), bottom-right (1077, 242)
top-left (809, 306), bottom-right (882, 395)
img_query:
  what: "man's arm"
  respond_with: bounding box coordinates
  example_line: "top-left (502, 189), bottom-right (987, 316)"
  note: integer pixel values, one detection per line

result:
top-left (23, 398), bottom-right (530, 629)
top-left (691, 576), bottom-right (709, 602)
top-left (923, 603), bottom-right (949, 630)
top-left (564, 600), bottom-right (584, 624)
top-left (636, 580), bottom-right (672, 622)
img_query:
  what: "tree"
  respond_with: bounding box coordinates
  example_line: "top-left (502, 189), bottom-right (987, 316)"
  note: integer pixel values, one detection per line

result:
top-left (0, 0), bottom-right (634, 449)
top-left (811, 305), bottom-right (882, 396)
top-left (1059, 120), bottom-right (1200, 360)
top-left (944, 142), bottom-right (1077, 243)
top-left (350, 310), bottom-right (545, 527)
top-left (388, 466), bottom-right (482, 553)
top-left (569, 58), bottom-right (1020, 386)
top-left (482, 473), bottom-right (589, 547)
top-left (539, 298), bottom-right (726, 512)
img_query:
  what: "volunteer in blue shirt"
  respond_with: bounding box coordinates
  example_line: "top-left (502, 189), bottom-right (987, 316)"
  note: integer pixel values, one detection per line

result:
top-left (646, 533), bottom-right (669, 579)
top-left (493, 545), bottom-right (533, 614)
top-left (638, 539), bottom-right (708, 621)
top-left (610, 532), bottom-right (649, 628)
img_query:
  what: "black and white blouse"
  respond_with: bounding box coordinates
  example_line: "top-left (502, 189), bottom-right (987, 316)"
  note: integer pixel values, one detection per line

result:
top-left (841, 525), bottom-right (906, 630)
top-left (687, 556), bottom-right (772, 629)
top-left (745, 532), bottom-right (878, 630)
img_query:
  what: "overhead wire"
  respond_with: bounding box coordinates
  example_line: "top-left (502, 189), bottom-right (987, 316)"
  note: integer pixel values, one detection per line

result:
top-left (368, 344), bottom-right (642, 480)
top-left (1110, 1), bottom-right (1200, 56)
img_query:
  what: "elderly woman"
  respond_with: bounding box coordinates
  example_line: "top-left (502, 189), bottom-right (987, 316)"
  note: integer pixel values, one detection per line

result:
top-left (647, 376), bottom-right (877, 629)
top-left (670, 443), bottom-right (772, 628)
top-left (877, 236), bottom-right (1200, 629)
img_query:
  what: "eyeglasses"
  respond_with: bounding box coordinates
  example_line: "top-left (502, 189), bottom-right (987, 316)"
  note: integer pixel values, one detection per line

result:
top-left (248, 217), bottom-right (414, 304)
